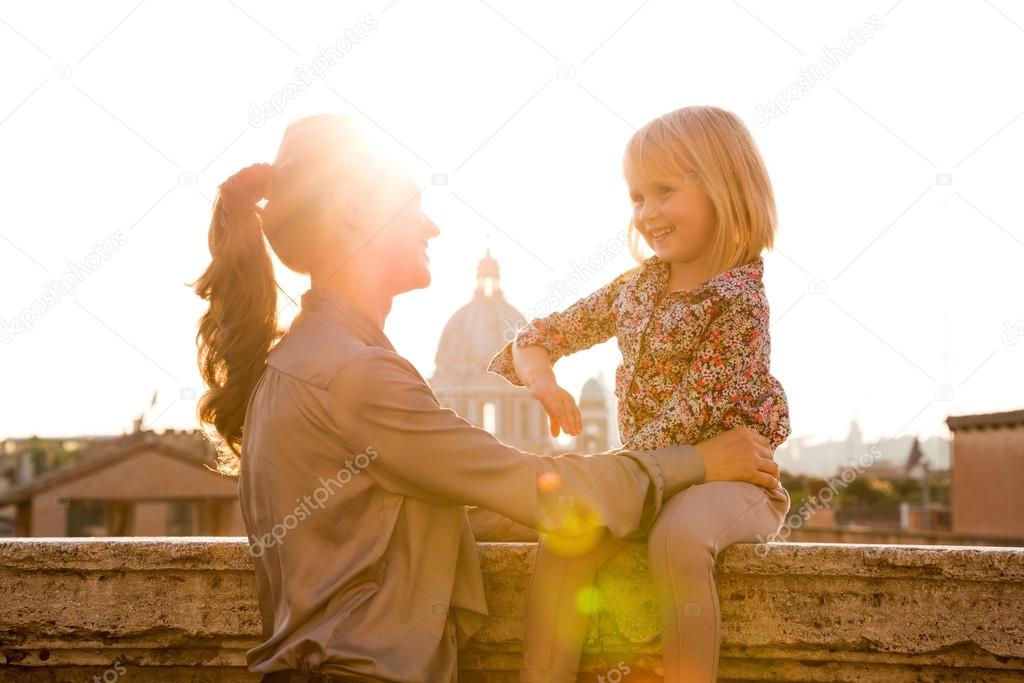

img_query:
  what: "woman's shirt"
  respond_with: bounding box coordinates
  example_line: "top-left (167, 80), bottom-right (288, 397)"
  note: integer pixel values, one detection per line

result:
top-left (237, 286), bottom-right (707, 682)
top-left (488, 255), bottom-right (791, 453)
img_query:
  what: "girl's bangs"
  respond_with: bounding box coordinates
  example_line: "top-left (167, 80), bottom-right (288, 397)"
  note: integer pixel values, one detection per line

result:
top-left (624, 123), bottom-right (697, 186)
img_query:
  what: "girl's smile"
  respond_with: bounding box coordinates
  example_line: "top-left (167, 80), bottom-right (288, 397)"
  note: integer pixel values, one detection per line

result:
top-left (627, 172), bottom-right (717, 265)
top-left (649, 225), bottom-right (676, 240)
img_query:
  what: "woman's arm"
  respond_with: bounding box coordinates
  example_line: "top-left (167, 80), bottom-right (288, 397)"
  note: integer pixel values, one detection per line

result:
top-left (626, 292), bottom-right (790, 452)
top-left (326, 348), bottom-right (724, 540)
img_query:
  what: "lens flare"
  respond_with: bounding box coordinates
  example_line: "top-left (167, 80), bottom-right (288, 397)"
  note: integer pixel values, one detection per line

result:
top-left (538, 501), bottom-right (607, 557)
top-left (537, 471), bottom-right (560, 491)
top-left (575, 585), bottom-right (602, 615)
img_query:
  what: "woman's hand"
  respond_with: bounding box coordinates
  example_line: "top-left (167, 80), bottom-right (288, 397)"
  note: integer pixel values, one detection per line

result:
top-left (528, 375), bottom-right (582, 437)
top-left (693, 426), bottom-right (780, 490)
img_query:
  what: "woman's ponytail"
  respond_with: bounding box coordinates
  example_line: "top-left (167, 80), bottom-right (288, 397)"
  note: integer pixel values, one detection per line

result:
top-left (191, 162), bottom-right (281, 476)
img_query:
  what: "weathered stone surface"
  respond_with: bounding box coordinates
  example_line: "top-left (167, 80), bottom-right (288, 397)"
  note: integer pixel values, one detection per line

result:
top-left (0, 538), bottom-right (1022, 681)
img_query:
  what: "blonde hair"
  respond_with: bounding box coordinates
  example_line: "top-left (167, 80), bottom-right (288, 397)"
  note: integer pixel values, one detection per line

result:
top-left (623, 105), bottom-right (778, 275)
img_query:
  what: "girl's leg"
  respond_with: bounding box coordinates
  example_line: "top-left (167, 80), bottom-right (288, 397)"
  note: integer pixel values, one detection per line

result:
top-left (521, 530), bottom-right (626, 683)
top-left (646, 481), bottom-right (790, 683)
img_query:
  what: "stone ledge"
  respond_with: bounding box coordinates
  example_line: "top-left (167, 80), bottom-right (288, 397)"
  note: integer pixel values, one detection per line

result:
top-left (0, 538), bottom-right (1022, 681)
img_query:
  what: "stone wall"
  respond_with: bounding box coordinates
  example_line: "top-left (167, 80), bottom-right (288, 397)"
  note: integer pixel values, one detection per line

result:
top-left (0, 538), bottom-right (1022, 681)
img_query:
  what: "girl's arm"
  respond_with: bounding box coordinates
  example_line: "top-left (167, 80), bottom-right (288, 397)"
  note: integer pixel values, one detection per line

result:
top-left (509, 343), bottom-right (558, 387)
top-left (625, 291), bottom-right (791, 453)
top-left (489, 267), bottom-right (636, 384)
top-left (511, 344), bottom-right (582, 437)
top-left (488, 268), bottom-right (636, 436)
top-left (720, 375), bottom-right (791, 453)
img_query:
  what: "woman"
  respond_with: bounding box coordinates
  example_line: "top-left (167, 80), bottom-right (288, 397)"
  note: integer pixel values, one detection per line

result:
top-left (190, 113), bottom-right (781, 682)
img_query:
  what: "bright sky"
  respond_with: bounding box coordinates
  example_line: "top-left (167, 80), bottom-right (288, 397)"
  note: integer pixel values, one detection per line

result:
top-left (1, 1), bottom-right (1021, 447)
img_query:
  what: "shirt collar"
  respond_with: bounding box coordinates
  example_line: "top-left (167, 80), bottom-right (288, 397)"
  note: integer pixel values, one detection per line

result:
top-left (299, 287), bottom-right (396, 352)
top-left (641, 254), bottom-right (764, 300)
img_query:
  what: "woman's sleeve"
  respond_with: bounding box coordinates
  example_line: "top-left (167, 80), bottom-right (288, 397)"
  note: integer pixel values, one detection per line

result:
top-left (624, 292), bottom-right (790, 451)
top-left (326, 349), bottom-right (706, 539)
top-left (487, 269), bottom-right (635, 386)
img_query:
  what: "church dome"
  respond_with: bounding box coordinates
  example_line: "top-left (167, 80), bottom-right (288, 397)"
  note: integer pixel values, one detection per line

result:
top-left (432, 250), bottom-right (527, 384)
top-left (581, 378), bottom-right (602, 401)
top-left (581, 378), bottom-right (605, 402)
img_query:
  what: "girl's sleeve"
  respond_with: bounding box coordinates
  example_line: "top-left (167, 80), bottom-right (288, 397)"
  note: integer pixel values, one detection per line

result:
top-left (624, 291), bottom-right (791, 451)
top-left (487, 268), bottom-right (635, 386)
top-left (721, 375), bottom-right (792, 452)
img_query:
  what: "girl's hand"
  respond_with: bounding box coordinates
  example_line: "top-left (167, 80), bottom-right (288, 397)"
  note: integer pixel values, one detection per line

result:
top-left (528, 376), bottom-right (582, 437)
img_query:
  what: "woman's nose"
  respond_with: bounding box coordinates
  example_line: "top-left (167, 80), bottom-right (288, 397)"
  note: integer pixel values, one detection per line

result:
top-left (425, 216), bottom-right (441, 238)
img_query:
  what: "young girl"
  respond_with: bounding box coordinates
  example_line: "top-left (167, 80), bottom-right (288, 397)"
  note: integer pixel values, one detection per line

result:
top-left (487, 105), bottom-right (792, 682)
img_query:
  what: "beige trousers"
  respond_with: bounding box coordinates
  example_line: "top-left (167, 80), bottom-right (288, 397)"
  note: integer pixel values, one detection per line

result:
top-left (520, 480), bottom-right (791, 683)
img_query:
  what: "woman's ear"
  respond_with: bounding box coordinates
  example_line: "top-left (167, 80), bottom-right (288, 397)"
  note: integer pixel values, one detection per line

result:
top-left (329, 180), bottom-right (365, 233)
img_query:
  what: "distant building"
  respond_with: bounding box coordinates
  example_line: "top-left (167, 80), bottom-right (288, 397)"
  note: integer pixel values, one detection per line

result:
top-left (1, 434), bottom-right (123, 485)
top-left (947, 408), bottom-right (1024, 540)
top-left (574, 376), bottom-right (611, 454)
top-left (897, 435), bottom-right (951, 533)
top-left (431, 251), bottom-right (561, 541)
top-left (429, 250), bottom-right (553, 454)
top-left (0, 430), bottom-right (243, 537)
top-left (775, 424), bottom-right (950, 480)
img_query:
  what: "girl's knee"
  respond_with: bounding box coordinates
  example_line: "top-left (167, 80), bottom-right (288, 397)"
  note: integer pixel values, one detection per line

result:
top-left (765, 483), bottom-right (791, 522)
top-left (721, 484), bottom-right (790, 547)
top-left (646, 481), bottom-right (785, 575)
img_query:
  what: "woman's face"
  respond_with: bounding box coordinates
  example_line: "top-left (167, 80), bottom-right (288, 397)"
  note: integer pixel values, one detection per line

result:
top-left (343, 169), bottom-right (441, 294)
top-left (626, 167), bottom-right (717, 263)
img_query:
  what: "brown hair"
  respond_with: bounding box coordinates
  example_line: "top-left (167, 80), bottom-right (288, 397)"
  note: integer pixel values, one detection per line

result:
top-left (623, 105), bottom-right (779, 275)
top-left (189, 114), bottom-right (378, 476)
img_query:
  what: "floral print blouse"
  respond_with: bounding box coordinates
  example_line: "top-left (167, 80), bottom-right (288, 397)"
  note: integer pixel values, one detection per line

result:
top-left (487, 255), bottom-right (791, 453)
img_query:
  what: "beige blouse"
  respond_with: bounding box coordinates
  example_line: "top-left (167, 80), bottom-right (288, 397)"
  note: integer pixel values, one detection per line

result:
top-left (237, 286), bottom-right (706, 681)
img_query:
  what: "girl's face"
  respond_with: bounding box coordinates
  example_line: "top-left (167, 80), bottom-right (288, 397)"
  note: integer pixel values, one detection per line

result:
top-left (626, 168), bottom-right (717, 263)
